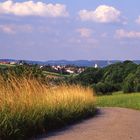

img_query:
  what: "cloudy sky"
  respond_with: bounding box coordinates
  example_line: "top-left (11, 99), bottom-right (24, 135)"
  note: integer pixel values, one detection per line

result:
top-left (0, 0), bottom-right (140, 61)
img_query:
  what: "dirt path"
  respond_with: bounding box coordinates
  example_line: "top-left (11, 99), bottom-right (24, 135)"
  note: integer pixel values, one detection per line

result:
top-left (38, 107), bottom-right (140, 140)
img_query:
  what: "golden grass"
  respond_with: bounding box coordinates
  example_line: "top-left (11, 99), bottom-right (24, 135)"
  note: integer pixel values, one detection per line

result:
top-left (0, 76), bottom-right (96, 139)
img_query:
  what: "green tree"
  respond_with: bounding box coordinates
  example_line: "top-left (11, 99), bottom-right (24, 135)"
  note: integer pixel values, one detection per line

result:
top-left (135, 84), bottom-right (140, 92)
top-left (123, 73), bottom-right (135, 93)
top-left (76, 67), bottom-right (103, 86)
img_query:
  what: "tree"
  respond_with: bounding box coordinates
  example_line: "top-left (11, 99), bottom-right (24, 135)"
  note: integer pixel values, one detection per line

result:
top-left (76, 67), bottom-right (103, 86)
top-left (92, 82), bottom-right (115, 95)
top-left (123, 73), bottom-right (135, 93)
top-left (135, 84), bottom-right (140, 92)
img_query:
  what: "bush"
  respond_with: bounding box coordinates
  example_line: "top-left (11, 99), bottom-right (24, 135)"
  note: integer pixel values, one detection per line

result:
top-left (92, 82), bottom-right (115, 95)
top-left (135, 84), bottom-right (140, 92)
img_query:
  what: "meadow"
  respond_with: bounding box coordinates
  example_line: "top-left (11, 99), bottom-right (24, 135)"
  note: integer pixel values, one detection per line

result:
top-left (0, 76), bottom-right (96, 140)
top-left (0, 63), bottom-right (14, 69)
top-left (96, 92), bottom-right (140, 110)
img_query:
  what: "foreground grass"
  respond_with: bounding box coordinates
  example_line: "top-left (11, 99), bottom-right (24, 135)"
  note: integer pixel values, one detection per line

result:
top-left (96, 92), bottom-right (140, 110)
top-left (0, 77), bottom-right (96, 140)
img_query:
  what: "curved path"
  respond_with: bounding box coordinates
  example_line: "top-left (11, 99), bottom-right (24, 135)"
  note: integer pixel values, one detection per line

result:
top-left (38, 108), bottom-right (140, 140)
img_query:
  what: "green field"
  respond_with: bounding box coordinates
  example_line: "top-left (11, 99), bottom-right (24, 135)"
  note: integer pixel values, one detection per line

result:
top-left (0, 63), bottom-right (15, 68)
top-left (96, 92), bottom-right (140, 110)
top-left (43, 71), bottom-right (67, 77)
top-left (43, 71), bottom-right (78, 78)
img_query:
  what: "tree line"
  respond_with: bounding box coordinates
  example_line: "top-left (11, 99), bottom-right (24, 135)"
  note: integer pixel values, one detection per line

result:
top-left (66, 60), bottom-right (140, 95)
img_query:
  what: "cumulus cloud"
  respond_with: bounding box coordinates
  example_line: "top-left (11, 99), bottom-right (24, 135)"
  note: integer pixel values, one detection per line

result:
top-left (76, 28), bottom-right (92, 38)
top-left (116, 29), bottom-right (140, 39)
top-left (0, 0), bottom-right (68, 17)
top-left (78, 5), bottom-right (122, 23)
top-left (0, 24), bottom-right (33, 34)
top-left (135, 16), bottom-right (140, 24)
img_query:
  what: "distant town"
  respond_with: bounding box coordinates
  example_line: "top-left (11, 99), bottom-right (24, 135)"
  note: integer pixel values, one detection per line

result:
top-left (0, 60), bottom-right (89, 74)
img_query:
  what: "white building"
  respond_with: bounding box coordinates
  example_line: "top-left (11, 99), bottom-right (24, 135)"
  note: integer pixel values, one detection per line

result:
top-left (66, 69), bottom-right (74, 74)
top-left (94, 64), bottom-right (98, 68)
top-left (10, 62), bottom-right (16, 65)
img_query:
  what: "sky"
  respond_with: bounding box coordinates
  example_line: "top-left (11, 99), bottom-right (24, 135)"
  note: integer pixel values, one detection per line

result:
top-left (0, 0), bottom-right (140, 61)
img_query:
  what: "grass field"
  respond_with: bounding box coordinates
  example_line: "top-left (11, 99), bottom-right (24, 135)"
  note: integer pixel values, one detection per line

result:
top-left (43, 71), bottom-right (77, 78)
top-left (0, 63), bottom-right (15, 68)
top-left (96, 92), bottom-right (140, 110)
top-left (0, 77), bottom-right (96, 140)
top-left (43, 71), bottom-right (63, 76)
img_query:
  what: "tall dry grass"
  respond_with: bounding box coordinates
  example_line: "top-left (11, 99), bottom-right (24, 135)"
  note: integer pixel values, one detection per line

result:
top-left (0, 76), bottom-right (96, 140)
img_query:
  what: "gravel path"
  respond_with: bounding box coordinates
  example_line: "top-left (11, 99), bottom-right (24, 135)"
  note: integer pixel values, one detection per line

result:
top-left (38, 107), bottom-right (140, 140)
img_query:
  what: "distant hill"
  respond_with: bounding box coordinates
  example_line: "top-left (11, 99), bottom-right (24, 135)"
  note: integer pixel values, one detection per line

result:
top-left (0, 59), bottom-right (140, 67)
top-left (43, 60), bottom-right (120, 67)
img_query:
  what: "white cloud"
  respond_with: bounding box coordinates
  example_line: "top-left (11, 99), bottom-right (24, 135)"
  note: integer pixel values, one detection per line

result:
top-left (0, 24), bottom-right (14, 34)
top-left (116, 29), bottom-right (140, 39)
top-left (0, 0), bottom-right (68, 17)
top-left (76, 28), bottom-right (92, 38)
top-left (0, 24), bottom-right (33, 34)
top-left (135, 16), bottom-right (140, 24)
top-left (78, 5), bottom-right (122, 23)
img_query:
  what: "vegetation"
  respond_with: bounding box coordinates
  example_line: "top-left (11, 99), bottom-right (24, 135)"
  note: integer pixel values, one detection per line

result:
top-left (43, 71), bottom-right (71, 78)
top-left (92, 82), bottom-right (118, 95)
top-left (0, 60), bottom-right (140, 139)
top-left (0, 65), bottom-right (46, 83)
top-left (1, 60), bottom-right (140, 95)
top-left (0, 63), bottom-right (14, 68)
top-left (96, 92), bottom-right (140, 110)
top-left (0, 76), bottom-right (96, 140)
top-left (68, 61), bottom-right (140, 95)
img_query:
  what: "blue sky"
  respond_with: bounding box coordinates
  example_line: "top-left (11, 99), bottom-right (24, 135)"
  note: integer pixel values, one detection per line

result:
top-left (0, 0), bottom-right (140, 61)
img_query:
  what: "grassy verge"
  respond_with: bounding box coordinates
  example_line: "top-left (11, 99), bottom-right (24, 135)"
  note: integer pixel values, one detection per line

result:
top-left (0, 77), bottom-right (96, 140)
top-left (96, 92), bottom-right (140, 110)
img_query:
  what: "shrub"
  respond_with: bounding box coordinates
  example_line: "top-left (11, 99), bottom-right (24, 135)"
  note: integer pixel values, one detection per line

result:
top-left (135, 84), bottom-right (140, 92)
top-left (92, 82), bottom-right (115, 95)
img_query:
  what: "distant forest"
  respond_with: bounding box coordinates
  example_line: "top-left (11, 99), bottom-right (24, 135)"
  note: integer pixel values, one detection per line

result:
top-left (71, 60), bottom-right (140, 94)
